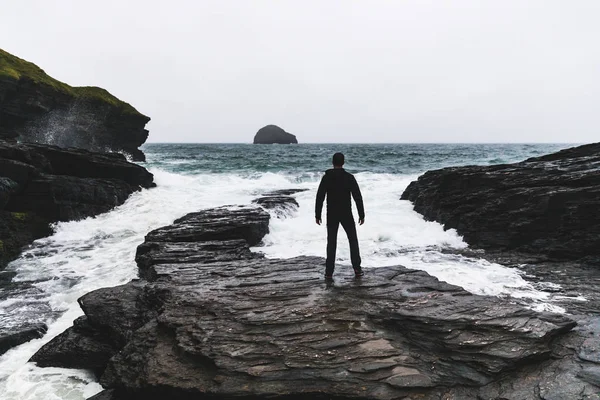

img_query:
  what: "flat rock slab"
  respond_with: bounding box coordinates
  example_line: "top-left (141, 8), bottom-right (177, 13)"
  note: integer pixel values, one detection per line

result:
top-left (100, 259), bottom-right (576, 399)
top-left (30, 204), bottom-right (599, 399)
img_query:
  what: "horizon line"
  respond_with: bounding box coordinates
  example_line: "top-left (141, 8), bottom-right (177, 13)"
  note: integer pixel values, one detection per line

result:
top-left (143, 141), bottom-right (581, 145)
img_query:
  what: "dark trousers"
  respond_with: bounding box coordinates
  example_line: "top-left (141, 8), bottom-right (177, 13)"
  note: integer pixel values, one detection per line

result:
top-left (325, 214), bottom-right (361, 276)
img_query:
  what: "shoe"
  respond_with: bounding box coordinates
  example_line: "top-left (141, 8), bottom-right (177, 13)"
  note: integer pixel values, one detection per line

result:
top-left (354, 270), bottom-right (364, 278)
top-left (324, 274), bottom-right (333, 281)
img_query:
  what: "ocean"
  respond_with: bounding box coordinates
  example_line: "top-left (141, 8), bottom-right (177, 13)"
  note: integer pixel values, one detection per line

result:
top-left (0, 143), bottom-right (577, 399)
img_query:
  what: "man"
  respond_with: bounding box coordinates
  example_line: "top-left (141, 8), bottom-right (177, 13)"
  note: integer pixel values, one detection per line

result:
top-left (315, 152), bottom-right (365, 280)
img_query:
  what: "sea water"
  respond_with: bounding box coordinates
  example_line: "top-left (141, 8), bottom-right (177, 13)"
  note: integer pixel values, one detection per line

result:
top-left (0, 143), bottom-right (578, 399)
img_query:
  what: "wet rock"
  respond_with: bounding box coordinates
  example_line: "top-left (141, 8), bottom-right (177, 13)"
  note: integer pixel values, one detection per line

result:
top-left (30, 317), bottom-right (117, 376)
top-left (253, 125), bottom-right (298, 144)
top-left (401, 142), bottom-right (600, 260)
top-left (145, 206), bottom-right (269, 247)
top-left (0, 141), bottom-right (155, 354)
top-left (0, 323), bottom-right (47, 355)
top-left (0, 177), bottom-right (18, 209)
top-left (96, 258), bottom-right (576, 399)
top-left (252, 195), bottom-right (299, 217)
top-left (0, 141), bottom-right (155, 269)
top-left (87, 389), bottom-right (117, 400)
top-left (262, 188), bottom-right (308, 196)
top-left (136, 239), bottom-right (259, 280)
top-left (32, 204), bottom-right (592, 399)
top-left (253, 188), bottom-right (307, 217)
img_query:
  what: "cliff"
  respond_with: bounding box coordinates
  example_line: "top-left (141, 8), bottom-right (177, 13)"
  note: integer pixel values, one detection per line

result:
top-left (0, 48), bottom-right (150, 161)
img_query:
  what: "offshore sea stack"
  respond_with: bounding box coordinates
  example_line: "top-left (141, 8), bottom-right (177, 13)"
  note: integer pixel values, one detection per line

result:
top-left (0, 48), bottom-right (150, 161)
top-left (253, 124), bottom-right (298, 144)
top-left (31, 194), bottom-right (600, 399)
top-left (401, 142), bottom-right (600, 262)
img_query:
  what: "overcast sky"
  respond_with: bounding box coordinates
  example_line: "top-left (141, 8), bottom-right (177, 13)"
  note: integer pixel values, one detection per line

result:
top-left (2, 1), bottom-right (599, 143)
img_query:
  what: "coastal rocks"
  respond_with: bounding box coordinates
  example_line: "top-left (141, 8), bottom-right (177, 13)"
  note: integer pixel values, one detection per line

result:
top-left (0, 48), bottom-right (150, 160)
top-left (401, 142), bottom-right (600, 260)
top-left (0, 323), bottom-right (47, 355)
top-left (145, 206), bottom-right (270, 246)
top-left (32, 203), bottom-right (596, 399)
top-left (253, 125), bottom-right (298, 144)
top-left (0, 141), bottom-right (154, 354)
top-left (0, 141), bottom-right (155, 269)
top-left (252, 188), bottom-right (307, 217)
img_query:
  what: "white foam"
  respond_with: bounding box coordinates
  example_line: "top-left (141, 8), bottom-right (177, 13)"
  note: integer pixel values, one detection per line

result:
top-left (257, 172), bottom-right (568, 303)
top-left (0, 169), bottom-right (573, 399)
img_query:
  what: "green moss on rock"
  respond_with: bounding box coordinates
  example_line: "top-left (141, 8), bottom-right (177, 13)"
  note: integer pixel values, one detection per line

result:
top-left (11, 212), bottom-right (29, 221)
top-left (0, 48), bottom-right (142, 116)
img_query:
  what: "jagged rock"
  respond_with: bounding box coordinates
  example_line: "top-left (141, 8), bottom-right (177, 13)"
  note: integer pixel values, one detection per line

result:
top-left (401, 142), bottom-right (600, 260)
top-left (252, 188), bottom-right (307, 217)
top-left (87, 390), bottom-right (117, 400)
top-left (0, 48), bottom-right (150, 160)
top-left (0, 323), bottom-right (47, 355)
top-left (0, 177), bottom-right (18, 209)
top-left (262, 188), bottom-right (308, 196)
top-left (31, 203), bottom-right (596, 400)
top-left (253, 125), bottom-right (298, 144)
top-left (252, 195), bottom-right (299, 217)
top-left (0, 141), bottom-right (154, 269)
top-left (0, 141), bottom-right (155, 355)
top-left (30, 317), bottom-right (117, 376)
top-left (136, 240), bottom-right (259, 280)
top-left (145, 206), bottom-right (269, 247)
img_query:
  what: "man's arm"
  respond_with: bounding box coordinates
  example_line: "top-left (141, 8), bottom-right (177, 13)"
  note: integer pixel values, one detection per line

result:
top-left (315, 175), bottom-right (327, 224)
top-left (351, 176), bottom-right (365, 224)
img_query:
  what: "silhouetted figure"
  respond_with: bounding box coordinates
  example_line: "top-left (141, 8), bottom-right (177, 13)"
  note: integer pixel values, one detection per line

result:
top-left (315, 152), bottom-right (365, 280)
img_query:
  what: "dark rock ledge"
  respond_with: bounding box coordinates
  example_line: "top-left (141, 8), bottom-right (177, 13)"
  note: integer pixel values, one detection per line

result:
top-left (401, 142), bottom-right (600, 261)
top-left (401, 142), bottom-right (600, 315)
top-left (252, 188), bottom-right (308, 218)
top-left (30, 200), bottom-right (600, 399)
top-left (0, 140), bottom-right (155, 354)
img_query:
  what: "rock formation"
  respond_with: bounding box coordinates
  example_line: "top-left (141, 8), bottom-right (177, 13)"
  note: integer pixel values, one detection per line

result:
top-left (0, 48), bottom-right (150, 161)
top-left (30, 196), bottom-right (600, 399)
top-left (253, 125), bottom-right (298, 144)
top-left (0, 140), bottom-right (155, 354)
top-left (401, 142), bottom-right (600, 261)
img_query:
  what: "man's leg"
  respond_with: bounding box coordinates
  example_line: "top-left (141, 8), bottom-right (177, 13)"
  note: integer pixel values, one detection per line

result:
top-left (325, 217), bottom-right (340, 277)
top-left (341, 217), bottom-right (362, 274)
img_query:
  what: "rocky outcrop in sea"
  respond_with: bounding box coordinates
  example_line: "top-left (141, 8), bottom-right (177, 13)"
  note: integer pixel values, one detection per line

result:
top-left (0, 140), bottom-right (155, 354)
top-left (0, 48), bottom-right (150, 161)
top-left (30, 188), bottom-right (600, 399)
top-left (401, 142), bottom-right (600, 261)
top-left (253, 125), bottom-right (298, 144)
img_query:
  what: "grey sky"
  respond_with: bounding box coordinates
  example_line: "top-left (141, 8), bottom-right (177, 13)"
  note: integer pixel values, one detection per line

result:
top-left (2, 0), bottom-right (599, 143)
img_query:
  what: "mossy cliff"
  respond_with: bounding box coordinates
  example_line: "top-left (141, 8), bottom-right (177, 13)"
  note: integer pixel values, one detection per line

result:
top-left (0, 49), bottom-right (150, 161)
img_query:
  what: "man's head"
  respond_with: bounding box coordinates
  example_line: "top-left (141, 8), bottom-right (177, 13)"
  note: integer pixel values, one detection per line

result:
top-left (332, 152), bottom-right (344, 167)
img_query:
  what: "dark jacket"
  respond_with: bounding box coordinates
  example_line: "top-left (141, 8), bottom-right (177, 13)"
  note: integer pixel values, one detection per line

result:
top-left (315, 168), bottom-right (365, 220)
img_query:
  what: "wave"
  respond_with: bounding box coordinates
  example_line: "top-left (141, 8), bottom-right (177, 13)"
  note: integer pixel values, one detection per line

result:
top-left (0, 167), bottom-right (571, 399)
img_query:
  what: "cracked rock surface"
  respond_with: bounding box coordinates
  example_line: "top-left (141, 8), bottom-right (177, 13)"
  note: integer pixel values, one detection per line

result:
top-left (30, 201), bottom-right (600, 399)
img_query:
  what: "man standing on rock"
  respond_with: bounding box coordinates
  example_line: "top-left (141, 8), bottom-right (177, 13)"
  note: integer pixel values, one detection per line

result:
top-left (315, 152), bottom-right (365, 280)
